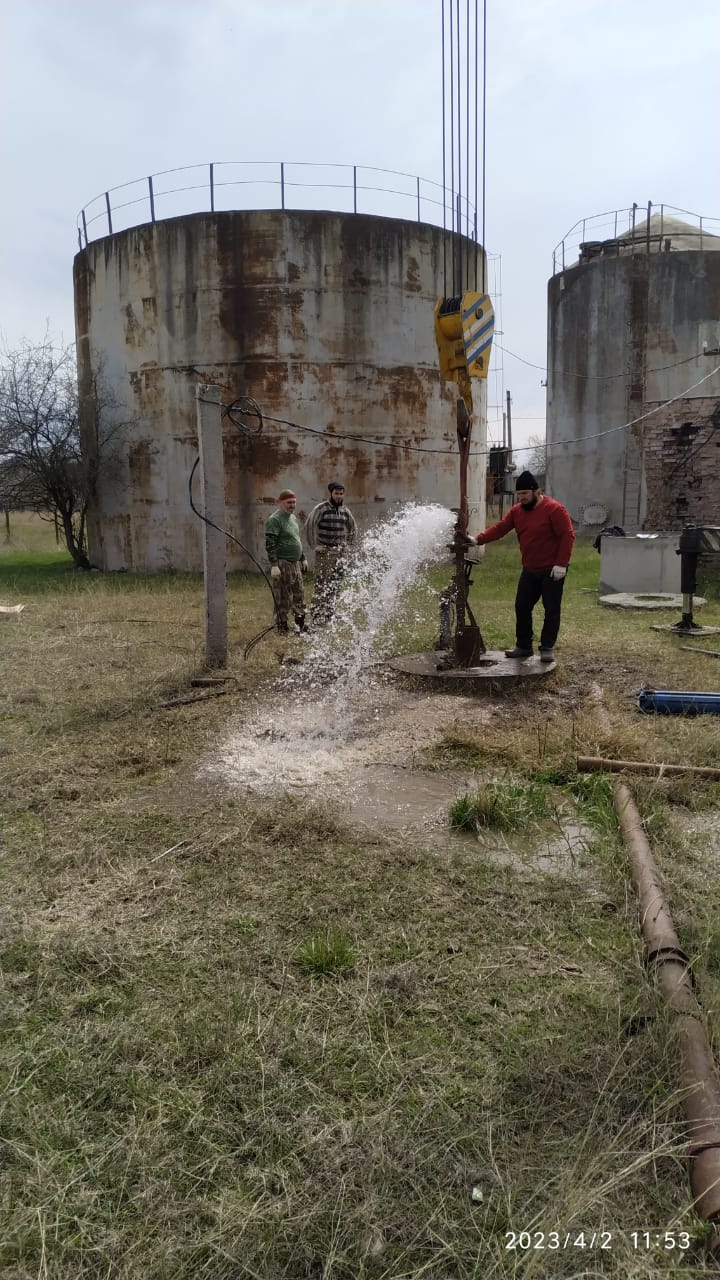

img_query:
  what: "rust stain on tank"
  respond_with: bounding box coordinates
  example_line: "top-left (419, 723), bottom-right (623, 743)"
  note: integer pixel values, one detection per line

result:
top-left (628, 259), bottom-right (649, 393)
top-left (124, 303), bottom-right (142, 348)
top-left (108, 513), bottom-right (134, 571)
top-left (73, 254), bottom-right (92, 338)
top-left (241, 434), bottom-right (301, 483)
top-left (233, 362), bottom-right (291, 403)
top-left (405, 255), bottom-right (422, 292)
top-left (378, 367), bottom-right (430, 415)
top-left (339, 214), bottom-right (403, 286)
top-left (348, 266), bottom-right (371, 288)
top-left (128, 440), bottom-right (156, 502)
top-left (215, 217), bottom-right (283, 350)
top-left (218, 284), bottom-right (279, 350)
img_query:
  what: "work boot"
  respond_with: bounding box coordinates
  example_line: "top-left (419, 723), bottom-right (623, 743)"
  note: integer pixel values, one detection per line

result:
top-left (504, 646), bottom-right (533, 659)
top-left (540, 647), bottom-right (555, 663)
top-left (276, 620), bottom-right (289, 635)
top-left (294, 615), bottom-right (310, 635)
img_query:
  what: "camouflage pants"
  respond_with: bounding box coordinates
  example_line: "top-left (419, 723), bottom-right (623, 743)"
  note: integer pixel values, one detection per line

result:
top-left (310, 547), bottom-right (346, 623)
top-left (273, 560), bottom-right (305, 626)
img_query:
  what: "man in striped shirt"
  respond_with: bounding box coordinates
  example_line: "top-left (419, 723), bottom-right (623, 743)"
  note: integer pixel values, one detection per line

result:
top-left (306, 482), bottom-right (358, 624)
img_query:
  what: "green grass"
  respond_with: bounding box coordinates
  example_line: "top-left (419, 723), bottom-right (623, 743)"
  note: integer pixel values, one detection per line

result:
top-left (3, 513), bottom-right (720, 1278)
top-left (295, 929), bottom-right (356, 976)
top-left (449, 779), bottom-right (550, 833)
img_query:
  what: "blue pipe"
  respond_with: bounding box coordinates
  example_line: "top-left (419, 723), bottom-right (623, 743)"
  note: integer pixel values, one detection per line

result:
top-left (638, 689), bottom-right (720, 716)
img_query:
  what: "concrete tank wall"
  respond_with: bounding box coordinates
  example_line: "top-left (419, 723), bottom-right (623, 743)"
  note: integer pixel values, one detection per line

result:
top-left (546, 250), bottom-right (720, 530)
top-left (74, 210), bottom-right (487, 572)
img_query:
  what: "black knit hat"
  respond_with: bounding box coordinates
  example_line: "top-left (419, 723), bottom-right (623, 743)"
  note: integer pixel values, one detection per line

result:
top-left (515, 470), bottom-right (538, 491)
top-left (328, 482), bottom-right (344, 493)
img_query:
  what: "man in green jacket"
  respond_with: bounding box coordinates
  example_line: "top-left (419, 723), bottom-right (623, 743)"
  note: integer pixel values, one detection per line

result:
top-left (264, 489), bottom-right (308, 634)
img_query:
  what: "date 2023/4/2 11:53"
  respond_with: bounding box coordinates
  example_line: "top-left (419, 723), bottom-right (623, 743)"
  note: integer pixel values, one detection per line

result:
top-left (504, 1229), bottom-right (692, 1251)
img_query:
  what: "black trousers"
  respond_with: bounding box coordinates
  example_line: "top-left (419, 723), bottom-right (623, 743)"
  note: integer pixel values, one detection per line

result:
top-left (514, 568), bottom-right (566, 650)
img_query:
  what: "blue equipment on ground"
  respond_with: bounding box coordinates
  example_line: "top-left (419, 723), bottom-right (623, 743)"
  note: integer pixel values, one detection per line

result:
top-left (637, 688), bottom-right (720, 716)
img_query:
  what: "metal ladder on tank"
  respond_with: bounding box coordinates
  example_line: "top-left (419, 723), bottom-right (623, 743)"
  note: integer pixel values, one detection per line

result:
top-left (621, 432), bottom-right (643, 530)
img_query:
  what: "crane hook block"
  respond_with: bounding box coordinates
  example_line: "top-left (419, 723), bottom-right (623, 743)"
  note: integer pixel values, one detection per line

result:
top-left (434, 292), bottom-right (495, 400)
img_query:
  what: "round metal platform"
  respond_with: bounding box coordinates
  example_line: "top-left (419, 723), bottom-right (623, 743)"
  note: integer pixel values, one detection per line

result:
top-left (599, 592), bottom-right (706, 610)
top-left (387, 648), bottom-right (557, 682)
top-left (650, 624), bottom-right (720, 635)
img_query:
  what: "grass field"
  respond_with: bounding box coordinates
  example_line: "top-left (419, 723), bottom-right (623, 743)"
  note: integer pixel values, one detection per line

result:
top-left (3, 512), bottom-right (720, 1279)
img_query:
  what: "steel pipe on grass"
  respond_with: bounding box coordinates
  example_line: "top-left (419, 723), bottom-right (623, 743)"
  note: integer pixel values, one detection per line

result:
top-left (613, 782), bottom-right (720, 1224)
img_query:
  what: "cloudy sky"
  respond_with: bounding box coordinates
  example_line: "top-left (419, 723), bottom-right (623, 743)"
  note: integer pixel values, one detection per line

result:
top-left (1, 0), bottom-right (718, 456)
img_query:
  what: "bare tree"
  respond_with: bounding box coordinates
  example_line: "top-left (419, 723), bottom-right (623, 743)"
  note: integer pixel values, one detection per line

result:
top-left (0, 336), bottom-right (118, 569)
top-left (525, 431), bottom-right (547, 476)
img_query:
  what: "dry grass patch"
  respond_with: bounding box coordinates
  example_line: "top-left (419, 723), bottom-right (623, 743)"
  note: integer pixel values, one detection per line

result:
top-left (3, 519), bottom-right (719, 1277)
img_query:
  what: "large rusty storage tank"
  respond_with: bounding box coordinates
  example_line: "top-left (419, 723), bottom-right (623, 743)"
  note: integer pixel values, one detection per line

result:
top-left (74, 201), bottom-right (488, 571)
top-left (546, 207), bottom-right (720, 531)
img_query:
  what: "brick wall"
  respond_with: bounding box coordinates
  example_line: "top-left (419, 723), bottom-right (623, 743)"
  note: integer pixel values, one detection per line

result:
top-left (642, 396), bottom-right (720, 530)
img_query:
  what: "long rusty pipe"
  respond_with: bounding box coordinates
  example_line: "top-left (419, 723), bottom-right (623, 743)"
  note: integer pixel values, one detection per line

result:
top-left (584, 687), bottom-right (720, 1228)
top-left (613, 782), bottom-right (720, 1223)
top-left (579, 755), bottom-right (720, 781)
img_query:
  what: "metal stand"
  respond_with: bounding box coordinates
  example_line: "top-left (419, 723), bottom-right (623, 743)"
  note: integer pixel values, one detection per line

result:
top-left (658, 526), bottom-right (720, 637)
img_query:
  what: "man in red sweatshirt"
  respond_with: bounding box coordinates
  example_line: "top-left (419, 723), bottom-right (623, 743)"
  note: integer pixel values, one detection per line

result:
top-left (471, 470), bottom-right (575, 663)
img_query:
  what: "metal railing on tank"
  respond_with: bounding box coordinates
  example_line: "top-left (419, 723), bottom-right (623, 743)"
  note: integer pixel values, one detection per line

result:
top-left (76, 161), bottom-right (479, 249)
top-left (551, 202), bottom-right (720, 274)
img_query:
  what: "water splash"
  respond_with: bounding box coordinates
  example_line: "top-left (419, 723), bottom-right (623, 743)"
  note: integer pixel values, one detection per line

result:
top-left (286, 501), bottom-right (454, 702)
top-left (204, 503), bottom-right (455, 795)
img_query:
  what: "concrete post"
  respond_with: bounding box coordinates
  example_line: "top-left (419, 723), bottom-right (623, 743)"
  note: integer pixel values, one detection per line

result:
top-left (196, 384), bottom-right (227, 667)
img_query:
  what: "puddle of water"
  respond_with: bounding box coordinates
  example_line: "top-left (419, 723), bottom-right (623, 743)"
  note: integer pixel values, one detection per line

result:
top-left (435, 812), bottom-right (598, 878)
top-left (345, 765), bottom-right (475, 834)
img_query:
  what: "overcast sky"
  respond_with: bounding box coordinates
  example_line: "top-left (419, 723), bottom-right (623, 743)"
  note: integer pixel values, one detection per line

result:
top-left (1, 0), bottom-right (718, 456)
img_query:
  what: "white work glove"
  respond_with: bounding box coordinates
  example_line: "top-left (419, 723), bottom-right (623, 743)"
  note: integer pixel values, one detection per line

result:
top-left (270, 565), bottom-right (281, 581)
top-left (301, 558), bottom-right (308, 573)
top-left (550, 565), bottom-right (567, 581)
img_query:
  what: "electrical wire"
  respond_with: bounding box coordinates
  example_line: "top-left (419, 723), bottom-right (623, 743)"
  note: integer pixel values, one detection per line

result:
top-left (187, 455), bottom-right (274, 584)
top-left (243, 623), bottom-right (278, 660)
top-left (193, 359), bottom-right (720, 476)
top-left (262, 412), bottom-right (473, 454)
top-left (225, 394), bottom-right (263, 435)
top-left (497, 343), bottom-right (707, 380)
top-left (232, 362), bottom-right (720, 459)
top-left (194, 373), bottom-right (720, 459)
top-left (548, 363), bottom-right (720, 451)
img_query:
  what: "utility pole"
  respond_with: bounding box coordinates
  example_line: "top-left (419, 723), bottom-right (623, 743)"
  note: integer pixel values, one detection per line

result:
top-left (196, 384), bottom-right (228, 668)
top-left (498, 389), bottom-right (514, 517)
